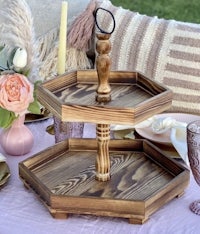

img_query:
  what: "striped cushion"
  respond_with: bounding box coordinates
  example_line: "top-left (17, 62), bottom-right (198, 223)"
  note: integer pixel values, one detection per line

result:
top-left (97, 0), bottom-right (200, 115)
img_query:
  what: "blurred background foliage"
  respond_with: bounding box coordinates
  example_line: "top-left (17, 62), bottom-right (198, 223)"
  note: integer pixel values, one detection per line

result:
top-left (111, 0), bottom-right (200, 24)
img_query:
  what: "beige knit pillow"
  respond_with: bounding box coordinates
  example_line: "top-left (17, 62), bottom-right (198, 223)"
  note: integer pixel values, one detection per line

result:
top-left (96, 0), bottom-right (200, 115)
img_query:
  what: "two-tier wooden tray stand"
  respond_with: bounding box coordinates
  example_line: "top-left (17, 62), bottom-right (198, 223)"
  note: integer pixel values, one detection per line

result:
top-left (19, 33), bottom-right (190, 224)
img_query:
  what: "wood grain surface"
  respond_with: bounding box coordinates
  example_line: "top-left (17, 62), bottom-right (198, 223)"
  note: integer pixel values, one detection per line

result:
top-left (37, 70), bottom-right (172, 125)
top-left (19, 139), bottom-right (189, 224)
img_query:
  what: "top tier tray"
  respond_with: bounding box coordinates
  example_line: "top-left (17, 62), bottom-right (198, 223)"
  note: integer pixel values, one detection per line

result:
top-left (37, 70), bottom-right (172, 125)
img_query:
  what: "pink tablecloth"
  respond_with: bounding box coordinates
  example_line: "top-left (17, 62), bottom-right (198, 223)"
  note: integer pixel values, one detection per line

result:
top-left (0, 118), bottom-right (200, 234)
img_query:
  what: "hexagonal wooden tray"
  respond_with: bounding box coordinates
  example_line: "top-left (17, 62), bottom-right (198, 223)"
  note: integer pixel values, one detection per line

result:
top-left (37, 70), bottom-right (172, 125)
top-left (19, 139), bottom-right (189, 224)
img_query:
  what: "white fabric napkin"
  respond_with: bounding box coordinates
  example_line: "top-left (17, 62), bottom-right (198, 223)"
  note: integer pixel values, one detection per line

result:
top-left (111, 116), bottom-right (189, 165)
top-left (170, 126), bottom-right (188, 165)
top-left (111, 116), bottom-right (156, 131)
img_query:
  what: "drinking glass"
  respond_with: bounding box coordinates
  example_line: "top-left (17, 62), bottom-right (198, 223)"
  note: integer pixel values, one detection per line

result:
top-left (187, 120), bottom-right (200, 215)
top-left (53, 116), bottom-right (84, 143)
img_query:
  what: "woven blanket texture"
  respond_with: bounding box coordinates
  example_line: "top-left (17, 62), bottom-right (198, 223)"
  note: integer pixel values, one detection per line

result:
top-left (97, 0), bottom-right (200, 115)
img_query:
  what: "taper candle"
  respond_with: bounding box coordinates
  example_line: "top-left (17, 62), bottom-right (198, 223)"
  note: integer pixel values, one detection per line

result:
top-left (57, 1), bottom-right (68, 75)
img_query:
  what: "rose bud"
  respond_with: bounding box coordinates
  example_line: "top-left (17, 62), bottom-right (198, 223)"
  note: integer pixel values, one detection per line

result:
top-left (13, 48), bottom-right (27, 70)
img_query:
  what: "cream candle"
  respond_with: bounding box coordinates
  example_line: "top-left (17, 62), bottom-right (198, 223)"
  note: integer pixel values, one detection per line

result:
top-left (57, 1), bottom-right (68, 75)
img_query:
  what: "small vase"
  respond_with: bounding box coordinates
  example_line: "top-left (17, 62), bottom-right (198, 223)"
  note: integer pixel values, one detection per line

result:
top-left (0, 115), bottom-right (34, 156)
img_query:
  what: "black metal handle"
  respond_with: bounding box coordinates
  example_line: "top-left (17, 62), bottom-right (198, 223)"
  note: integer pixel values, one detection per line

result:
top-left (93, 7), bottom-right (115, 34)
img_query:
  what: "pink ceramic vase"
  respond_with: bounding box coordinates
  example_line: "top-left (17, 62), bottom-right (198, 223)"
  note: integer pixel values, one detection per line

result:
top-left (0, 115), bottom-right (34, 156)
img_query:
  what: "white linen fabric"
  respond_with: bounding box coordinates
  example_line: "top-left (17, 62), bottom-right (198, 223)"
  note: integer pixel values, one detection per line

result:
top-left (0, 118), bottom-right (199, 234)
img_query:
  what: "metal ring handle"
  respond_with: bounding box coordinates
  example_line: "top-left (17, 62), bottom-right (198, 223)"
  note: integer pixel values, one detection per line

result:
top-left (94, 7), bottom-right (115, 34)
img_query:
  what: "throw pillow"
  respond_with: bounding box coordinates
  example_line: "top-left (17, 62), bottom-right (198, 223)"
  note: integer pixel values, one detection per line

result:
top-left (96, 0), bottom-right (200, 115)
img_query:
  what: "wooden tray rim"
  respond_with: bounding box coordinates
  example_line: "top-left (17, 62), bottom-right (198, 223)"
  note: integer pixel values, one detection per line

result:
top-left (19, 139), bottom-right (189, 223)
top-left (19, 139), bottom-right (189, 201)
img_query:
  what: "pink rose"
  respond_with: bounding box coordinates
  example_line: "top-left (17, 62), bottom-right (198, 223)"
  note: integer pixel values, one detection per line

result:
top-left (0, 73), bottom-right (34, 116)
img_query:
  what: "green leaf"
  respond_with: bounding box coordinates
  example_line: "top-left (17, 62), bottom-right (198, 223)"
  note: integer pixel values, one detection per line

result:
top-left (28, 100), bottom-right (41, 114)
top-left (22, 68), bottom-right (30, 77)
top-left (34, 80), bottom-right (42, 89)
top-left (8, 47), bottom-right (18, 67)
top-left (0, 46), bottom-right (4, 52)
top-left (0, 108), bottom-right (16, 128)
top-left (27, 80), bottom-right (42, 114)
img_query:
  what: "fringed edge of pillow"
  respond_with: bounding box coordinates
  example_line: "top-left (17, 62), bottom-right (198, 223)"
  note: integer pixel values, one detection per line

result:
top-left (37, 27), bottom-right (92, 81)
top-left (39, 45), bottom-right (92, 80)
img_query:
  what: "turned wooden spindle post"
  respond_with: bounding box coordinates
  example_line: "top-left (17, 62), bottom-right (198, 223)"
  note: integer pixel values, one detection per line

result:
top-left (96, 124), bottom-right (111, 181)
top-left (96, 33), bottom-right (111, 103)
top-left (95, 33), bottom-right (112, 182)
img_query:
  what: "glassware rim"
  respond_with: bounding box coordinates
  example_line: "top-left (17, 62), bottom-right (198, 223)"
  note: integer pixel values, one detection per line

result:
top-left (187, 120), bottom-right (200, 134)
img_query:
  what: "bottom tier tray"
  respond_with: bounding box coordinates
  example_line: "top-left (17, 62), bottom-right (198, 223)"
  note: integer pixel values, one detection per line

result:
top-left (19, 139), bottom-right (189, 224)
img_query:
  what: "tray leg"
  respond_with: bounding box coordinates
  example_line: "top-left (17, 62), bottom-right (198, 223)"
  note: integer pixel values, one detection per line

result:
top-left (176, 191), bottom-right (185, 198)
top-left (129, 217), bottom-right (149, 224)
top-left (96, 124), bottom-right (111, 181)
top-left (50, 211), bottom-right (68, 219)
